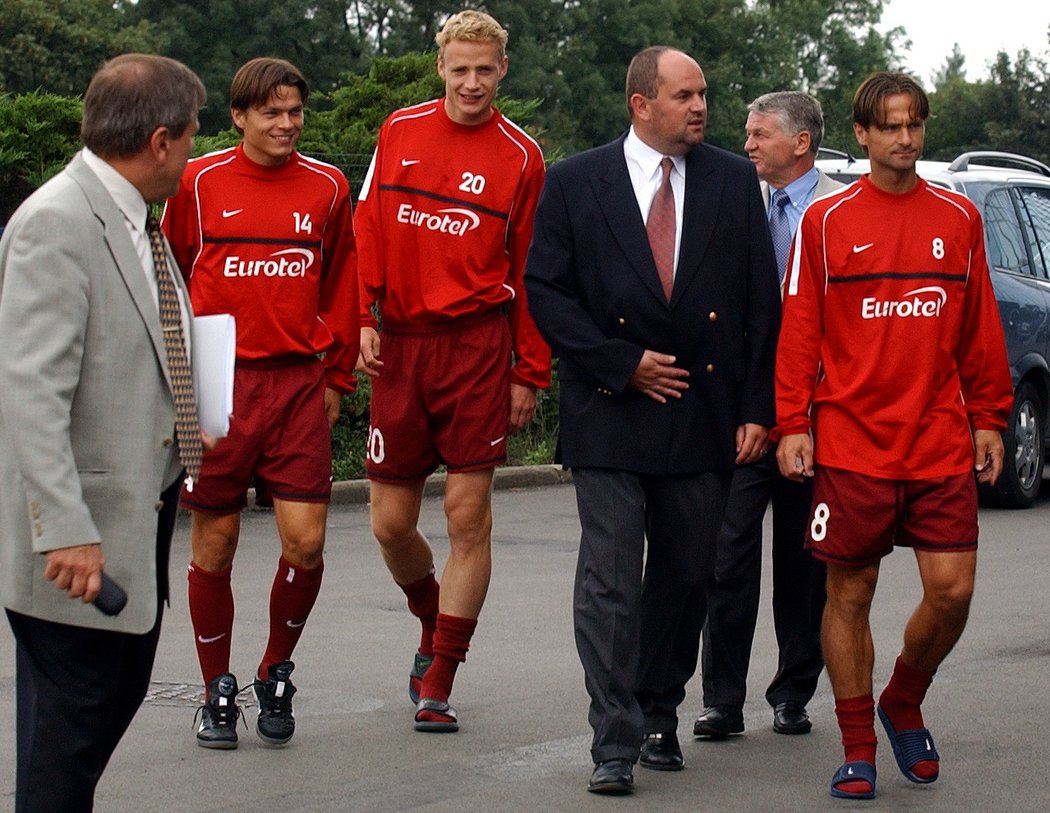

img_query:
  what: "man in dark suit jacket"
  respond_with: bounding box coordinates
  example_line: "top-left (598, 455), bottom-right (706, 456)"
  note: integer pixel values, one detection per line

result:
top-left (0, 54), bottom-right (205, 812)
top-left (525, 46), bottom-right (781, 794)
top-left (697, 91), bottom-right (843, 741)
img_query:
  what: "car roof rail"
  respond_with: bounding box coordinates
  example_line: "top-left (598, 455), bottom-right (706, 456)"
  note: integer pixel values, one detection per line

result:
top-left (816, 147), bottom-right (857, 163)
top-left (947, 151), bottom-right (1050, 176)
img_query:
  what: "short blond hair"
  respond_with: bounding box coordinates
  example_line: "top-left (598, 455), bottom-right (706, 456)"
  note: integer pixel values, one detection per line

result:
top-left (435, 9), bottom-right (508, 59)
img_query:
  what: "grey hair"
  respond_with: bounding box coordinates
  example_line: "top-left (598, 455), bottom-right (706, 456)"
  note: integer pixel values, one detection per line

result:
top-left (747, 91), bottom-right (825, 155)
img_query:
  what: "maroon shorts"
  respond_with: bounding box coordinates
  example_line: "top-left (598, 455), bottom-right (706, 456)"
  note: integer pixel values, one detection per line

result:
top-left (805, 466), bottom-right (978, 567)
top-left (366, 311), bottom-right (511, 483)
top-left (181, 356), bottom-right (332, 513)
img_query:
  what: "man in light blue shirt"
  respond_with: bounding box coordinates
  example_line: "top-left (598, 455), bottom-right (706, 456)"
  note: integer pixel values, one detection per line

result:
top-left (694, 91), bottom-right (843, 741)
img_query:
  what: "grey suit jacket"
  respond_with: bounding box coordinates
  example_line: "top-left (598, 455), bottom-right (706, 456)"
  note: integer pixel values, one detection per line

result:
top-left (0, 152), bottom-right (187, 633)
top-left (760, 169), bottom-right (844, 210)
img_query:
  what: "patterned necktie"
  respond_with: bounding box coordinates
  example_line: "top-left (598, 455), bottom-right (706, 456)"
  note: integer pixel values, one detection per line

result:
top-left (769, 188), bottom-right (793, 283)
top-left (646, 157), bottom-right (676, 300)
top-left (146, 215), bottom-right (203, 490)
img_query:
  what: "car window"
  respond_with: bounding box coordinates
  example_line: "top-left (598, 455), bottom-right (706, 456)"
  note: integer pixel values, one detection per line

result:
top-left (982, 188), bottom-right (1031, 276)
top-left (1017, 186), bottom-right (1050, 279)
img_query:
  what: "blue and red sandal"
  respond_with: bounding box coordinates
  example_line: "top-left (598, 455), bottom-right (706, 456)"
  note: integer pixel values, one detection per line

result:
top-left (878, 704), bottom-right (940, 784)
top-left (830, 761), bottom-right (877, 800)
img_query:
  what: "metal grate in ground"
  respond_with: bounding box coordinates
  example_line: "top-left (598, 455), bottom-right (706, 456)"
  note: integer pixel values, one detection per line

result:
top-left (144, 681), bottom-right (256, 709)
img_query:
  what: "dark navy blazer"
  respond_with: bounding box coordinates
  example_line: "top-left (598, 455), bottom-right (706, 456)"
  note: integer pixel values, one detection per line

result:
top-left (525, 136), bottom-right (781, 475)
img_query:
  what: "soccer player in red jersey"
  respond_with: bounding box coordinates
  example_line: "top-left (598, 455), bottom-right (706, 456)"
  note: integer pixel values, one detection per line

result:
top-left (775, 72), bottom-right (1013, 799)
top-left (354, 9), bottom-right (550, 732)
top-left (162, 57), bottom-right (358, 749)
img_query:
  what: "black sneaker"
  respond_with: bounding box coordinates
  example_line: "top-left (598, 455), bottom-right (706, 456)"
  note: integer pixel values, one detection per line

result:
top-left (253, 660), bottom-right (297, 745)
top-left (194, 673), bottom-right (241, 749)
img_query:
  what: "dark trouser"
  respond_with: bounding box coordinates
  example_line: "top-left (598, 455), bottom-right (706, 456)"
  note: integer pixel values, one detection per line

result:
top-left (701, 453), bottom-right (825, 710)
top-left (572, 467), bottom-right (730, 763)
top-left (8, 479), bottom-right (179, 813)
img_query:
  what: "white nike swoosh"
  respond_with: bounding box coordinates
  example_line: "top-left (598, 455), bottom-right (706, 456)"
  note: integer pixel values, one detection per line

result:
top-left (401, 159), bottom-right (420, 167)
top-left (197, 633), bottom-right (226, 643)
top-left (222, 208), bottom-right (244, 218)
top-left (286, 619), bottom-right (306, 628)
top-left (490, 436), bottom-right (505, 446)
top-left (852, 242), bottom-right (875, 253)
top-left (847, 767), bottom-right (854, 775)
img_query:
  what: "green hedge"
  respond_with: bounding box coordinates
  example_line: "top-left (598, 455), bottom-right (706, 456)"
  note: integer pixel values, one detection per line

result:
top-left (333, 366), bottom-right (560, 481)
top-left (0, 91), bottom-right (82, 224)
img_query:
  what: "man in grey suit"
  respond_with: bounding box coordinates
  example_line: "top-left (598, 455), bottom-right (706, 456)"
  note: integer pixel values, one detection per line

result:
top-left (0, 54), bottom-right (205, 812)
top-left (525, 47), bottom-right (780, 793)
top-left (696, 91), bottom-right (843, 741)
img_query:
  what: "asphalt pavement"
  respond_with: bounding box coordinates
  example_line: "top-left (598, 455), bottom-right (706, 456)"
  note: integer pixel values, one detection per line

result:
top-left (2, 470), bottom-right (1050, 812)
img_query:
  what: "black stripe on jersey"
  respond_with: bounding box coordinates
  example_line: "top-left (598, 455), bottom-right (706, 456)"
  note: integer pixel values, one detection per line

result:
top-left (203, 236), bottom-right (323, 248)
top-left (829, 272), bottom-right (969, 284)
top-left (379, 184), bottom-right (509, 220)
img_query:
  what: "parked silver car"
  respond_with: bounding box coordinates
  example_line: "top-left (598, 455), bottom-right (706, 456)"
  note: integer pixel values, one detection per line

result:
top-left (814, 151), bottom-right (1050, 508)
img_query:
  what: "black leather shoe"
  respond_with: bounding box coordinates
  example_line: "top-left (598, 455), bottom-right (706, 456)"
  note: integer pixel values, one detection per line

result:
top-left (639, 731), bottom-right (684, 771)
top-left (587, 759), bottom-right (635, 794)
top-left (773, 701), bottom-right (812, 735)
top-left (693, 705), bottom-right (744, 738)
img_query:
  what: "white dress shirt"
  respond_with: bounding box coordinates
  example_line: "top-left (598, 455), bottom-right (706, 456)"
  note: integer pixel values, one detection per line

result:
top-left (624, 128), bottom-right (686, 279)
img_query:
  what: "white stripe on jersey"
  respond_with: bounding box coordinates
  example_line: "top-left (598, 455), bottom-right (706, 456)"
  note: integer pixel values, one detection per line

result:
top-left (294, 155), bottom-right (344, 220)
top-left (189, 152), bottom-right (238, 277)
top-left (785, 184), bottom-right (860, 297)
top-left (388, 102), bottom-right (438, 128)
top-left (925, 185), bottom-right (975, 280)
top-left (358, 149), bottom-right (378, 202)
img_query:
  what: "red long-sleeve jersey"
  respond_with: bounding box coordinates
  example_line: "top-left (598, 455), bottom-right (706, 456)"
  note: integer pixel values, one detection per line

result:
top-left (354, 100), bottom-right (550, 389)
top-left (776, 176), bottom-right (1012, 479)
top-left (162, 144), bottom-right (359, 393)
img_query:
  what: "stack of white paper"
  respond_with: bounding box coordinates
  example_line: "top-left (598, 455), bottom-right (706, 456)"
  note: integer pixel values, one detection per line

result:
top-left (191, 314), bottom-right (236, 439)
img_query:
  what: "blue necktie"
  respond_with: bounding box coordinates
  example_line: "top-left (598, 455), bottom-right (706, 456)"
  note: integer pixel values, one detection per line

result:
top-left (769, 188), bottom-right (792, 283)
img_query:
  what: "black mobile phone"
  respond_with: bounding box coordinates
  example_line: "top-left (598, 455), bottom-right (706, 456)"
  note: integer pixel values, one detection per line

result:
top-left (93, 572), bottom-right (128, 616)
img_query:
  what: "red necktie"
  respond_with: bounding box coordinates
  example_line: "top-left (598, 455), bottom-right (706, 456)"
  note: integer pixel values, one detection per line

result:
top-left (646, 157), bottom-right (676, 300)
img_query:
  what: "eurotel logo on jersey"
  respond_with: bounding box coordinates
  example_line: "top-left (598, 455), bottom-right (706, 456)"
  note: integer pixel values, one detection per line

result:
top-left (223, 248), bottom-right (315, 278)
top-left (396, 203), bottom-right (480, 236)
top-left (861, 286), bottom-right (947, 320)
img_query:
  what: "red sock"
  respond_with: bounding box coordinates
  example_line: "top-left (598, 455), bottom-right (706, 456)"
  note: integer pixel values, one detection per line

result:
top-left (187, 562), bottom-right (234, 698)
top-left (258, 556), bottom-right (324, 679)
top-left (416, 614), bottom-right (477, 721)
top-left (834, 695), bottom-right (877, 795)
top-left (880, 654), bottom-right (938, 780)
top-left (398, 571), bottom-right (440, 657)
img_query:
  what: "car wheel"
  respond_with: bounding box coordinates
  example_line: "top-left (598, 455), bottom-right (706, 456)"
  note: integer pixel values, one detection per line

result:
top-left (981, 381), bottom-right (1044, 509)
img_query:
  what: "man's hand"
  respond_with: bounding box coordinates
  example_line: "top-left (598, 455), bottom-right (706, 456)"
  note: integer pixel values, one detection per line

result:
top-left (356, 326), bottom-right (382, 377)
top-left (974, 428), bottom-right (1005, 484)
top-left (776, 432), bottom-right (814, 481)
top-left (324, 387), bottom-right (342, 429)
top-left (735, 423), bottom-right (770, 465)
top-left (509, 383), bottom-right (537, 434)
top-left (44, 543), bottom-right (104, 603)
top-left (628, 350), bottom-right (689, 404)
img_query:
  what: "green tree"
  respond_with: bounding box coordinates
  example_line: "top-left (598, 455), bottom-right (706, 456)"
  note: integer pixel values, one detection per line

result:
top-left (0, 91), bottom-right (82, 223)
top-left (0, 0), bottom-right (163, 96)
top-left (130, 0), bottom-right (370, 133)
top-left (925, 49), bottom-right (1050, 165)
top-left (933, 43), bottom-right (968, 88)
